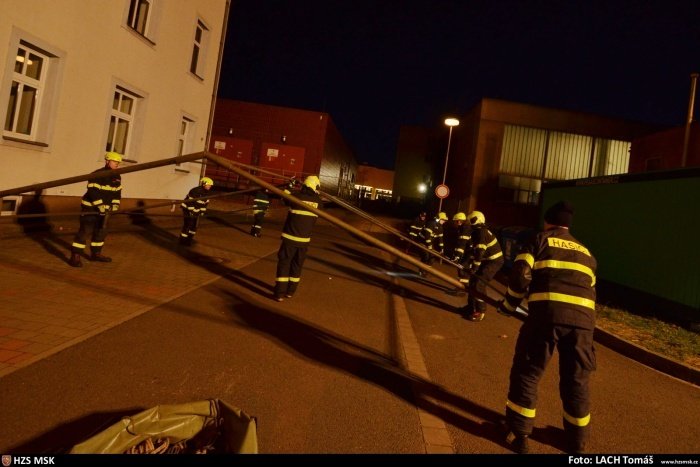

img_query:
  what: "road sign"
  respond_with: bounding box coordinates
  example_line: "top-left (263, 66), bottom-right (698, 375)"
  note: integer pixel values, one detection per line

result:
top-left (435, 184), bottom-right (450, 199)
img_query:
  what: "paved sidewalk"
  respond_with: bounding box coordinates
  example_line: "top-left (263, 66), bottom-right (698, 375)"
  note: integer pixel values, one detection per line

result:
top-left (0, 203), bottom-right (283, 377)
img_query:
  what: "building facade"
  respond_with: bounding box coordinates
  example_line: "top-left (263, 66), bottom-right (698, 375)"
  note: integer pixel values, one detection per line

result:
top-left (395, 98), bottom-right (661, 226)
top-left (1, 0), bottom-right (229, 207)
top-left (209, 99), bottom-right (357, 199)
top-left (628, 122), bottom-right (700, 172)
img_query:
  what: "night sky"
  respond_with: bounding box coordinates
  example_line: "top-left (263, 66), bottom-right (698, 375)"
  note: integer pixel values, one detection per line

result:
top-left (218, 0), bottom-right (700, 170)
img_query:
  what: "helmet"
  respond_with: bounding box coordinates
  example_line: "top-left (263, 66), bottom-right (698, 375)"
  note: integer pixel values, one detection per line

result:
top-left (467, 210), bottom-right (485, 225)
top-left (200, 177), bottom-right (214, 186)
top-left (303, 175), bottom-right (320, 191)
top-left (453, 212), bottom-right (466, 221)
top-left (104, 152), bottom-right (122, 163)
top-left (437, 212), bottom-right (448, 221)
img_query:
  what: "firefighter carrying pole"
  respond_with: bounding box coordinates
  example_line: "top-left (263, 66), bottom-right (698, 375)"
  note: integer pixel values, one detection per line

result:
top-left (205, 152), bottom-right (465, 290)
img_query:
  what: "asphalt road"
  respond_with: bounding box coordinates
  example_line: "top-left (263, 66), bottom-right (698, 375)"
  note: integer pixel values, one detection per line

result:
top-left (0, 206), bottom-right (698, 454)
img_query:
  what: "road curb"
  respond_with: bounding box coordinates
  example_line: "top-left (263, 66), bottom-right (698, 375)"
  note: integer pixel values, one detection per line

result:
top-left (593, 326), bottom-right (700, 387)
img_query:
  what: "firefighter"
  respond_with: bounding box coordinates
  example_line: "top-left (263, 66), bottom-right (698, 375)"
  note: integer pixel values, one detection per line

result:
top-left (408, 211), bottom-right (427, 244)
top-left (179, 177), bottom-right (213, 246)
top-left (417, 211), bottom-right (447, 276)
top-left (451, 212), bottom-right (471, 288)
top-left (273, 175), bottom-right (322, 301)
top-left (497, 201), bottom-right (597, 454)
top-left (250, 188), bottom-right (270, 238)
top-left (69, 152), bottom-right (123, 267)
top-left (460, 210), bottom-right (503, 321)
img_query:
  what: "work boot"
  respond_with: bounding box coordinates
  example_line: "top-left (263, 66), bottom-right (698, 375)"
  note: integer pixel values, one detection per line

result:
top-left (68, 253), bottom-right (83, 268)
top-left (273, 294), bottom-right (284, 302)
top-left (469, 311), bottom-right (486, 322)
top-left (90, 253), bottom-right (112, 262)
top-left (505, 431), bottom-right (529, 454)
top-left (284, 293), bottom-right (294, 298)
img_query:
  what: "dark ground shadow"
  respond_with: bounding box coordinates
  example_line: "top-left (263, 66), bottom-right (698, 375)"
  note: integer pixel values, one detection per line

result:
top-left (8, 407), bottom-right (145, 454)
top-left (219, 290), bottom-right (521, 452)
top-left (133, 221), bottom-right (275, 299)
top-left (319, 242), bottom-right (462, 315)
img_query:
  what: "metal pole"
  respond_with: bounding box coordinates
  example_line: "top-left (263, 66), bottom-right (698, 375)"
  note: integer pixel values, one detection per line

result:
top-left (205, 152), bottom-right (465, 289)
top-left (438, 125), bottom-right (454, 212)
top-left (681, 73), bottom-right (698, 168)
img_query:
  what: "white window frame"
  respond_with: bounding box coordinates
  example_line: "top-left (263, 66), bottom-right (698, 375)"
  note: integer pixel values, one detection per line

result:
top-left (106, 86), bottom-right (139, 159)
top-left (190, 18), bottom-right (210, 79)
top-left (127, 0), bottom-right (154, 38)
top-left (175, 115), bottom-right (195, 172)
top-left (1, 33), bottom-right (64, 148)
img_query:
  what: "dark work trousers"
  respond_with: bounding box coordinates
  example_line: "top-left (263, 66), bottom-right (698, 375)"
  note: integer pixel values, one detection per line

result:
top-left (251, 212), bottom-right (266, 236)
top-left (180, 213), bottom-right (199, 242)
top-left (467, 258), bottom-right (503, 312)
top-left (506, 320), bottom-right (596, 447)
top-left (419, 247), bottom-right (434, 266)
top-left (71, 213), bottom-right (108, 255)
top-left (274, 240), bottom-right (308, 297)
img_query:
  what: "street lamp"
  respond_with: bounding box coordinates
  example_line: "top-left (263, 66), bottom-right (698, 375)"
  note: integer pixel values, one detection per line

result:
top-left (438, 117), bottom-right (459, 212)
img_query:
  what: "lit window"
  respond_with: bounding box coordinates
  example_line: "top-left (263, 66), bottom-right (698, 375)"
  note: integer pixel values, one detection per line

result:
top-left (106, 87), bottom-right (139, 157)
top-left (127, 0), bottom-right (153, 37)
top-left (190, 19), bottom-right (209, 78)
top-left (3, 43), bottom-right (49, 140)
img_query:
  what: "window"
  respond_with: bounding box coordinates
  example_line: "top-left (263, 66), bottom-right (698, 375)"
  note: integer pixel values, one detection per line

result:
top-left (3, 42), bottom-right (50, 141)
top-left (190, 19), bottom-right (209, 78)
top-left (175, 116), bottom-right (194, 171)
top-left (127, 0), bottom-right (153, 37)
top-left (106, 87), bottom-right (139, 156)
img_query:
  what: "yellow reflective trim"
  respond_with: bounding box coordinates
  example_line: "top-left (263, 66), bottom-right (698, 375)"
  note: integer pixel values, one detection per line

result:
top-left (534, 260), bottom-right (596, 286)
top-left (515, 253), bottom-right (534, 268)
top-left (276, 277), bottom-right (290, 282)
top-left (486, 251), bottom-right (503, 260)
top-left (255, 199), bottom-right (270, 204)
top-left (506, 400), bottom-right (536, 418)
top-left (486, 237), bottom-right (498, 248)
top-left (547, 237), bottom-right (591, 256)
top-left (529, 292), bottom-right (596, 310)
top-left (281, 233), bottom-right (311, 242)
top-left (112, 199), bottom-right (120, 205)
top-left (91, 242), bottom-right (105, 247)
top-left (459, 278), bottom-right (470, 284)
top-left (289, 277), bottom-right (300, 283)
top-left (72, 242), bottom-right (85, 249)
top-left (87, 183), bottom-right (121, 191)
top-left (563, 410), bottom-right (590, 427)
top-left (503, 300), bottom-right (516, 312)
top-left (290, 209), bottom-right (318, 217)
top-left (506, 287), bottom-right (526, 299)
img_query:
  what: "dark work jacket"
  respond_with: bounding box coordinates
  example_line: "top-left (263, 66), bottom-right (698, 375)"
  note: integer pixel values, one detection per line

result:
top-left (80, 166), bottom-right (122, 212)
top-left (253, 191), bottom-right (270, 214)
top-left (502, 227), bottom-right (597, 330)
top-left (181, 186), bottom-right (210, 216)
top-left (420, 218), bottom-right (444, 251)
top-left (281, 185), bottom-right (321, 245)
top-left (469, 224), bottom-right (502, 268)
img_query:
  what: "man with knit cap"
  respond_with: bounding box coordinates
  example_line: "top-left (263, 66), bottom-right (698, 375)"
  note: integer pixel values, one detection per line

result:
top-left (498, 200), bottom-right (597, 454)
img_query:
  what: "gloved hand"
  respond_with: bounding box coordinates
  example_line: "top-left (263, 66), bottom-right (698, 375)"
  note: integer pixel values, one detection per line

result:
top-left (452, 256), bottom-right (460, 262)
top-left (111, 204), bottom-right (119, 212)
top-left (97, 204), bottom-right (109, 213)
top-left (497, 300), bottom-right (514, 317)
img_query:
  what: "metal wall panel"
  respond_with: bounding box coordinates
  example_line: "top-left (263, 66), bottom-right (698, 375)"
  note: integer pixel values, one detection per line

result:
top-left (500, 125), bottom-right (546, 178)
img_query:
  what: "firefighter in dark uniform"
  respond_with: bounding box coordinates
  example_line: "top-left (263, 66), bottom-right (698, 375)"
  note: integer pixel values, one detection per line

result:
top-left (461, 210), bottom-right (503, 321)
top-left (179, 177), bottom-right (213, 246)
top-left (417, 211), bottom-right (447, 276)
top-left (273, 175), bottom-right (322, 301)
top-left (498, 201), bottom-right (597, 454)
top-left (250, 188), bottom-right (270, 237)
top-left (407, 211), bottom-right (427, 247)
top-left (69, 152), bottom-right (123, 267)
top-left (451, 212), bottom-right (471, 288)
